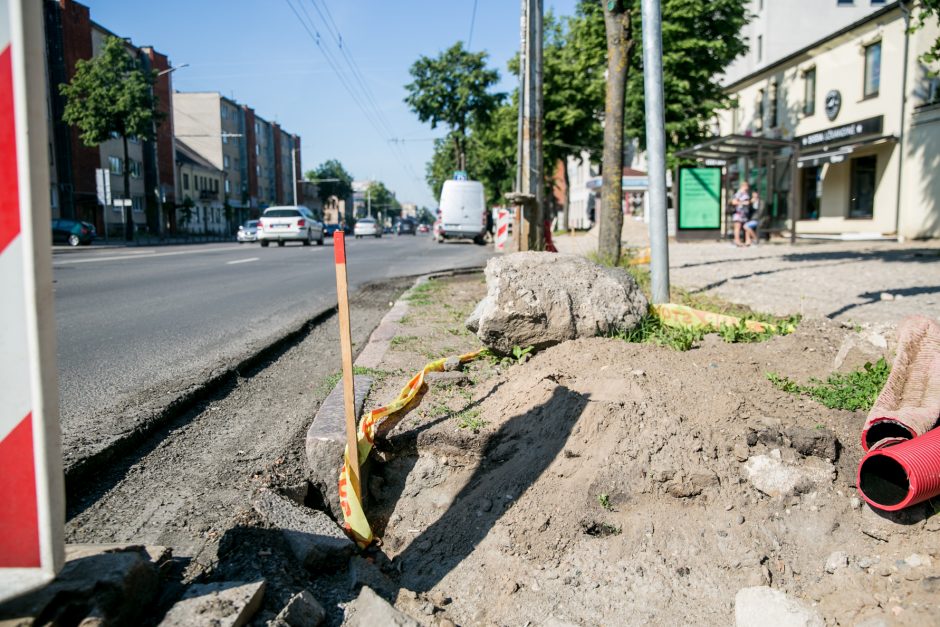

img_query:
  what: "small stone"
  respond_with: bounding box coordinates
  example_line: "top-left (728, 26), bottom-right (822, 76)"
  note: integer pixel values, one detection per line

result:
top-left (733, 444), bottom-right (750, 462)
top-left (443, 356), bottom-right (462, 371)
top-left (422, 603), bottom-right (435, 616)
top-left (905, 553), bottom-right (932, 568)
top-left (850, 497), bottom-right (862, 510)
top-left (505, 581), bottom-right (519, 595)
top-left (825, 551), bottom-right (849, 574)
top-left (342, 586), bottom-right (420, 627)
top-left (631, 369), bottom-right (645, 377)
top-left (880, 292), bottom-right (895, 301)
top-left (858, 557), bottom-right (875, 569)
top-left (480, 498), bottom-right (493, 512)
top-left (428, 590), bottom-right (450, 606)
top-left (736, 515), bottom-right (745, 525)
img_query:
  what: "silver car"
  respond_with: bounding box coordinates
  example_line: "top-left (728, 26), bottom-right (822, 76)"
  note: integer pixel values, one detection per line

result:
top-left (257, 206), bottom-right (324, 247)
top-left (237, 219), bottom-right (259, 243)
top-left (354, 217), bottom-right (381, 239)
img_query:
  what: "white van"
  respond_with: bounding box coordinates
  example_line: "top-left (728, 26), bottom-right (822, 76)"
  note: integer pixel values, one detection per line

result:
top-left (437, 180), bottom-right (487, 244)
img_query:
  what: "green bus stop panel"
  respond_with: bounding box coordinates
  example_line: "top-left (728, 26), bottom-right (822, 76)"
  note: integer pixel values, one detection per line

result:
top-left (679, 168), bottom-right (721, 229)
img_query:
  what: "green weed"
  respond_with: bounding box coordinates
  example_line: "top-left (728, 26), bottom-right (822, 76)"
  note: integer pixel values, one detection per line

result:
top-left (766, 358), bottom-right (890, 411)
top-left (390, 335), bottom-right (419, 348)
top-left (405, 280), bottom-right (444, 306)
top-left (614, 314), bottom-right (706, 351)
top-left (457, 408), bottom-right (486, 431)
top-left (597, 493), bottom-right (613, 511)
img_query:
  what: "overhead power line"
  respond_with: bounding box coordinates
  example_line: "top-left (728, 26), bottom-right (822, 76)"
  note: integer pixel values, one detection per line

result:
top-left (468, 0), bottom-right (479, 49)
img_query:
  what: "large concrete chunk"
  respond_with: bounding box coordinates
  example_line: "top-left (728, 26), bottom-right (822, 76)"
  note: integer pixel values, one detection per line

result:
top-left (342, 586), bottom-right (421, 627)
top-left (306, 375), bottom-right (373, 519)
top-left (253, 490), bottom-right (355, 572)
top-left (159, 581), bottom-right (265, 627)
top-left (466, 252), bottom-right (648, 355)
top-left (735, 586), bottom-right (823, 627)
top-left (271, 590), bottom-right (326, 627)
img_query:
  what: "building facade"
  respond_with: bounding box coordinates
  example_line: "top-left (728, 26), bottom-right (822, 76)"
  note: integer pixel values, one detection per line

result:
top-left (173, 92), bottom-right (302, 217)
top-left (175, 140), bottom-right (226, 235)
top-left (713, 2), bottom-right (940, 238)
top-left (43, 0), bottom-right (176, 236)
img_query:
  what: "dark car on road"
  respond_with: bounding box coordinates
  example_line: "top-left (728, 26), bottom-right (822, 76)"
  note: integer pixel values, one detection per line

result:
top-left (396, 218), bottom-right (417, 235)
top-left (52, 219), bottom-right (95, 246)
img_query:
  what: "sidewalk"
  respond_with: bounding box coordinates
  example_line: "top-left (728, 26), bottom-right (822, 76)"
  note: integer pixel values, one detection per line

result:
top-left (554, 220), bottom-right (940, 326)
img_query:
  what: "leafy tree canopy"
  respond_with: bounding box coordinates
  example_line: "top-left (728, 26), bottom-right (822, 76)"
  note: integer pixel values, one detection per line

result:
top-left (305, 159), bottom-right (353, 207)
top-left (913, 0), bottom-right (940, 72)
top-left (60, 36), bottom-right (160, 146)
top-left (405, 42), bottom-right (503, 170)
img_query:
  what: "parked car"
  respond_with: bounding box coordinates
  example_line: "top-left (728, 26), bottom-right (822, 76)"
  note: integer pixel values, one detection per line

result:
top-left (257, 206), bottom-right (324, 247)
top-left (417, 223), bottom-right (430, 234)
top-left (438, 179), bottom-right (487, 244)
top-left (51, 218), bottom-right (94, 246)
top-left (396, 218), bottom-right (417, 235)
top-left (236, 219), bottom-right (259, 243)
top-left (354, 217), bottom-right (381, 239)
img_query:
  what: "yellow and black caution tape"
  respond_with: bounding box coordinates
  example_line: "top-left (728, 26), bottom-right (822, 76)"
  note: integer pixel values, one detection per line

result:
top-left (338, 349), bottom-right (484, 547)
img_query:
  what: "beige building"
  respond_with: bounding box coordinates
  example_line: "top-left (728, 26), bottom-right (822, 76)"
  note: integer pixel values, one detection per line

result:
top-left (710, 2), bottom-right (940, 239)
top-left (175, 140), bottom-right (226, 235)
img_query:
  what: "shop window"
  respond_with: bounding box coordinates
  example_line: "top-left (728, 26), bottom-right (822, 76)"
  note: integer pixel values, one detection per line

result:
top-left (800, 167), bottom-right (820, 220)
top-left (849, 155), bottom-right (876, 219)
top-left (803, 68), bottom-right (816, 116)
top-left (864, 41), bottom-right (881, 98)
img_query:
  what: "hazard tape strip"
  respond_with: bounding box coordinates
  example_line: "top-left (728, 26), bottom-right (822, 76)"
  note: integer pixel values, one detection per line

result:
top-left (338, 348), bottom-right (485, 547)
top-left (652, 303), bottom-right (794, 335)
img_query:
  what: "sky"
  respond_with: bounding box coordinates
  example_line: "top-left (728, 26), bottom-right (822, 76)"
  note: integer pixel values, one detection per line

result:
top-left (83, 0), bottom-right (579, 208)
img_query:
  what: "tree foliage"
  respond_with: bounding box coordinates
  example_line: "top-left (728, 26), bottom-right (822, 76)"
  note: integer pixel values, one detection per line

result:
top-left (306, 159), bottom-right (353, 207)
top-left (405, 42), bottom-right (503, 171)
top-left (913, 0), bottom-right (940, 72)
top-left (363, 181), bottom-right (401, 220)
top-left (60, 36), bottom-right (160, 146)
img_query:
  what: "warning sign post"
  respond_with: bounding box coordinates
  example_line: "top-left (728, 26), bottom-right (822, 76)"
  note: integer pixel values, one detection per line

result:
top-left (0, 0), bottom-right (65, 600)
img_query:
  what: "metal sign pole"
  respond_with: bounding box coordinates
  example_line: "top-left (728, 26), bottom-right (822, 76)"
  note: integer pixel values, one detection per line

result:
top-left (640, 0), bottom-right (670, 303)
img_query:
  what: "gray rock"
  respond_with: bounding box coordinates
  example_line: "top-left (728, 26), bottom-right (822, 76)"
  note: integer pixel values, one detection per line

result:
top-left (743, 450), bottom-right (834, 497)
top-left (305, 375), bottom-right (373, 519)
top-left (159, 581), bottom-right (265, 627)
top-left (466, 252), bottom-right (648, 355)
top-left (734, 586), bottom-right (823, 627)
top-left (271, 590), bottom-right (325, 627)
top-left (341, 586), bottom-right (421, 627)
top-left (0, 544), bottom-right (160, 626)
top-left (348, 555), bottom-right (398, 598)
top-left (824, 551), bottom-right (849, 573)
top-left (442, 356), bottom-right (462, 371)
top-left (784, 426), bottom-right (838, 461)
top-left (253, 491), bottom-right (355, 572)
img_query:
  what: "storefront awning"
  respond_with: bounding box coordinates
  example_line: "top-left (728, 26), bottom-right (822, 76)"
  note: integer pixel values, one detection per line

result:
top-left (796, 134), bottom-right (898, 168)
top-left (674, 134), bottom-right (796, 161)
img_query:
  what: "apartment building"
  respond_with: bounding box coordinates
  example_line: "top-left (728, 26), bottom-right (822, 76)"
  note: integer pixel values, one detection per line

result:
top-left (173, 92), bottom-right (301, 217)
top-left (701, 2), bottom-right (940, 239)
top-left (43, 0), bottom-right (176, 236)
top-left (175, 141), bottom-right (226, 235)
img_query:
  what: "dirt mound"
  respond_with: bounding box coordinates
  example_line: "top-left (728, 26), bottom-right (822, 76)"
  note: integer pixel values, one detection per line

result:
top-left (366, 320), bottom-right (939, 625)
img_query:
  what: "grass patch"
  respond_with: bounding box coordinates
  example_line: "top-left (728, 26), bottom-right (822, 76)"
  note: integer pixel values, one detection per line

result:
top-left (457, 407), bottom-right (486, 431)
top-left (766, 358), bottom-right (890, 411)
top-left (405, 279), bottom-right (445, 307)
top-left (613, 315), bottom-right (706, 351)
top-left (319, 366), bottom-right (391, 395)
top-left (390, 335), bottom-right (419, 349)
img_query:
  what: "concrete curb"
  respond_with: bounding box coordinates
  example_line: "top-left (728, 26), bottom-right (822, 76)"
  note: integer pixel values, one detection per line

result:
top-left (304, 265), bottom-right (484, 518)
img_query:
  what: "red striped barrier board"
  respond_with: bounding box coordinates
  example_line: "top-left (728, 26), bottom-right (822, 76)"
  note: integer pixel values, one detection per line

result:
top-left (495, 208), bottom-right (509, 251)
top-left (0, 0), bottom-right (65, 600)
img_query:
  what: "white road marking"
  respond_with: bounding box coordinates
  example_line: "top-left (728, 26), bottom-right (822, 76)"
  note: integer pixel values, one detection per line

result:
top-left (53, 246), bottom-right (244, 266)
top-left (226, 257), bottom-right (259, 265)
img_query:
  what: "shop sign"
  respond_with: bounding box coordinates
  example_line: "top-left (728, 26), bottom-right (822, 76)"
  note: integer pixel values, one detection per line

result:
top-left (796, 116), bottom-right (883, 149)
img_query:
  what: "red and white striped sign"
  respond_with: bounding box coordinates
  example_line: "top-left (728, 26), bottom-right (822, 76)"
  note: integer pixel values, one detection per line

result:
top-left (495, 208), bottom-right (510, 251)
top-left (0, 0), bottom-right (64, 600)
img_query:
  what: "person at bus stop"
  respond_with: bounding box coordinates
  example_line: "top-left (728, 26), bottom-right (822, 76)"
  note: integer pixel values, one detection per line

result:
top-left (730, 181), bottom-right (751, 247)
top-left (744, 189), bottom-right (761, 247)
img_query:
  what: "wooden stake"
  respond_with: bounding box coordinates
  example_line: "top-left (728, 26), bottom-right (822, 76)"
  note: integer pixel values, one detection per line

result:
top-left (333, 232), bottom-right (360, 499)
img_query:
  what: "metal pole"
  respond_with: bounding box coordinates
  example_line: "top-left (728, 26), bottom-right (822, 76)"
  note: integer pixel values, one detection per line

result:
top-left (292, 147), bottom-right (298, 205)
top-left (532, 0), bottom-right (544, 251)
top-left (641, 0), bottom-right (670, 303)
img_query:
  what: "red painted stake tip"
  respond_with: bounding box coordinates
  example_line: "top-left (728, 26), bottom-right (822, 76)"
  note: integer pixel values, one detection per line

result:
top-left (333, 231), bottom-right (346, 264)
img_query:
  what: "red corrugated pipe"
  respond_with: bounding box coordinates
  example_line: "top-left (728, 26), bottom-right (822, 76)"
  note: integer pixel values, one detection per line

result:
top-left (857, 427), bottom-right (940, 511)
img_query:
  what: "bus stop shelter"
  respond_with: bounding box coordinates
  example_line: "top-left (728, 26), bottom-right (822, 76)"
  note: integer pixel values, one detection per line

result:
top-left (674, 134), bottom-right (798, 243)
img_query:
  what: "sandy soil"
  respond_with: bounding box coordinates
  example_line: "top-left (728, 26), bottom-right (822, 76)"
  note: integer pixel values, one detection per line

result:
top-left (357, 273), bottom-right (940, 626)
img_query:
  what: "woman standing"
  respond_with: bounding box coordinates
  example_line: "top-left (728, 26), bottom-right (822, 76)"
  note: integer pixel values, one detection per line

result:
top-left (730, 181), bottom-right (751, 247)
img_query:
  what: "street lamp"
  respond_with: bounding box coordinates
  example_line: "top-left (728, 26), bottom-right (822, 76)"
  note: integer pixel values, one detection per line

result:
top-left (157, 63), bottom-right (189, 78)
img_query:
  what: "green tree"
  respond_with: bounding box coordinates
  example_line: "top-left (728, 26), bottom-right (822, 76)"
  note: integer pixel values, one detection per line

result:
top-left (60, 36), bottom-right (162, 241)
top-left (306, 160), bottom-right (354, 223)
top-left (912, 1), bottom-right (940, 72)
top-left (405, 42), bottom-right (503, 171)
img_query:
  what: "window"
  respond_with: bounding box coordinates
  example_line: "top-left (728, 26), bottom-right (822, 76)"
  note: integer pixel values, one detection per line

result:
top-left (108, 156), bottom-right (122, 175)
top-left (132, 196), bottom-right (144, 213)
top-left (224, 155), bottom-right (230, 168)
top-left (255, 144), bottom-right (260, 156)
top-left (225, 179), bottom-right (230, 193)
top-left (770, 80), bottom-right (779, 128)
top-left (803, 68), bottom-right (816, 116)
top-left (183, 173), bottom-right (189, 189)
top-left (130, 160), bottom-right (141, 179)
top-left (222, 134), bottom-right (228, 144)
top-left (757, 35), bottom-right (763, 62)
top-left (756, 89), bottom-right (765, 131)
top-left (837, 0), bottom-right (854, 5)
top-left (849, 155), bottom-right (877, 219)
top-left (864, 41), bottom-right (881, 98)
top-left (801, 167), bottom-right (821, 220)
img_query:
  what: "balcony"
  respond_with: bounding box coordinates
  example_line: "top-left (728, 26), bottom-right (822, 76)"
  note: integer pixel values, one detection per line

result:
top-left (199, 190), bottom-right (218, 201)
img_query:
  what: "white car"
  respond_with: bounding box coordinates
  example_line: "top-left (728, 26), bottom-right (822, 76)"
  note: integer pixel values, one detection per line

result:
top-left (354, 217), bottom-right (381, 239)
top-left (438, 180), bottom-right (487, 244)
top-left (257, 206), bottom-right (324, 247)
top-left (236, 219), bottom-right (259, 243)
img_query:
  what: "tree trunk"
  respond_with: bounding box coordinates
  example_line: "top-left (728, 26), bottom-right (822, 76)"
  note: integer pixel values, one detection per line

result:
top-left (599, 4), bottom-right (634, 264)
top-left (123, 135), bottom-right (133, 241)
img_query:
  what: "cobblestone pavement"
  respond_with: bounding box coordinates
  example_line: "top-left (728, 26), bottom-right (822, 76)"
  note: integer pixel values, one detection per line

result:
top-left (554, 218), bottom-right (940, 327)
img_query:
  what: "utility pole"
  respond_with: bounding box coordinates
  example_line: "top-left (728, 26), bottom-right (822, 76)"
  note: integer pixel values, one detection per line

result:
top-left (367, 186), bottom-right (371, 218)
top-left (515, 0), bottom-right (544, 252)
top-left (641, 0), bottom-right (670, 303)
top-left (291, 147), bottom-right (298, 205)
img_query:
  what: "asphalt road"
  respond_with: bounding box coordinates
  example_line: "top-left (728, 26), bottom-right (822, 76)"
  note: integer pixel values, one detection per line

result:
top-left (53, 234), bottom-right (491, 451)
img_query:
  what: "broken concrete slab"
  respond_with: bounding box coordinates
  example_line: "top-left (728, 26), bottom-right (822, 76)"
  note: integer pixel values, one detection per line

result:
top-left (158, 580), bottom-right (265, 627)
top-left (0, 544), bottom-right (159, 626)
top-left (306, 374), bottom-right (373, 519)
top-left (342, 586), bottom-right (421, 627)
top-left (734, 586), bottom-right (823, 627)
top-left (466, 252), bottom-right (647, 355)
top-left (253, 490), bottom-right (355, 572)
top-left (270, 590), bottom-right (325, 627)
top-left (743, 449), bottom-right (834, 497)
